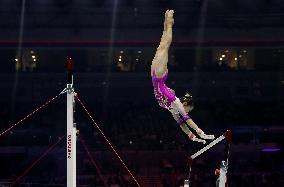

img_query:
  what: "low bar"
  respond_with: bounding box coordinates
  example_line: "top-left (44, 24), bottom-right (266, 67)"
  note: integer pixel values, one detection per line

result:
top-left (190, 134), bottom-right (225, 160)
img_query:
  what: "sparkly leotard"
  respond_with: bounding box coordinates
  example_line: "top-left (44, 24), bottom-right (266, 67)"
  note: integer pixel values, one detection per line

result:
top-left (151, 69), bottom-right (191, 125)
top-left (151, 69), bottom-right (176, 109)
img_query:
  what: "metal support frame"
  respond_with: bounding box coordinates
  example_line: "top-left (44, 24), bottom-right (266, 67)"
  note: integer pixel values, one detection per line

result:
top-left (185, 130), bottom-right (232, 187)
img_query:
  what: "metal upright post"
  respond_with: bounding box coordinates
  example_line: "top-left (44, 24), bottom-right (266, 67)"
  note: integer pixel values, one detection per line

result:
top-left (184, 158), bottom-right (193, 187)
top-left (66, 58), bottom-right (76, 187)
top-left (218, 130), bottom-right (232, 187)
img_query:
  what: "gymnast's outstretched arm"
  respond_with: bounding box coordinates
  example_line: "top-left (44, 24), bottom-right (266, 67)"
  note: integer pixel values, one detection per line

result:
top-left (171, 111), bottom-right (206, 144)
top-left (151, 10), bottom-right (174, 77)
top-left (172, 98), bottom-right (215, 140)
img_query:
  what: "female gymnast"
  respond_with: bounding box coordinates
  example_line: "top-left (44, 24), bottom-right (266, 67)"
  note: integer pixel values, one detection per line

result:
top-left (151, 10), bottom-right (215, 144)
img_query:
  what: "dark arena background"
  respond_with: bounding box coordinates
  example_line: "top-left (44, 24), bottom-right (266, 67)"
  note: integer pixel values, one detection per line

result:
top-left (0, 0), bottom-right (283, 187)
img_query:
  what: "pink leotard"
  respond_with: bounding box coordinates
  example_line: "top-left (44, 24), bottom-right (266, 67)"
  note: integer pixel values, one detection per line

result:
top-left (151, 69), bottom-right (191, 125)
top-left (151, 69), bottom-right (176, 109)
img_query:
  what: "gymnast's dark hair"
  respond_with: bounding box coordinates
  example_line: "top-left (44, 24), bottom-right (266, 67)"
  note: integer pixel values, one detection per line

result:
top-left (180, 91), bottom-right (194, 107)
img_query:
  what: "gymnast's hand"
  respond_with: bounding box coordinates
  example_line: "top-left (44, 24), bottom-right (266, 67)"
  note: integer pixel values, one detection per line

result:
top-left (188, 132), bottom-right (206, 144)
top-left (196, 128), bottom-right (215, 140)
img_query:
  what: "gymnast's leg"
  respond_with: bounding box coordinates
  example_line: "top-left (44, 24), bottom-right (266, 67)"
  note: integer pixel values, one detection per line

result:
top-left (151, 10), bottom-right (174, 77)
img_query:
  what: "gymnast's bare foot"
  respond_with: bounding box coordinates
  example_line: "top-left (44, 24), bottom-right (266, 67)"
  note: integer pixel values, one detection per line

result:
top-left (164, 9), bottom-right (174, 29)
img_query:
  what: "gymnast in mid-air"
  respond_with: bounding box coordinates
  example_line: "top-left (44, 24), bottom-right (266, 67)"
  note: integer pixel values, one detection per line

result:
top-left (151, 10), bottom-right (215, 144)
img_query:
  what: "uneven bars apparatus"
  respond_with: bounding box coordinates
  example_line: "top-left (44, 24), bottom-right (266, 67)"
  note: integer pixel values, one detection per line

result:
top-left (184, 130), bottom-right (232, 187)
top-left (66, 58), bottom-right (77, 187)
